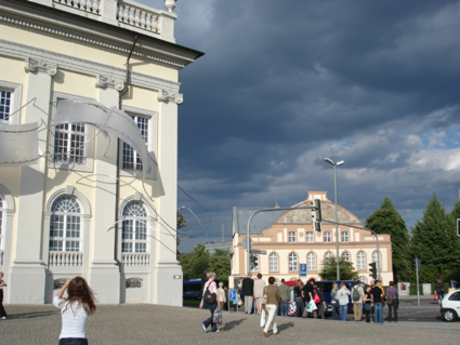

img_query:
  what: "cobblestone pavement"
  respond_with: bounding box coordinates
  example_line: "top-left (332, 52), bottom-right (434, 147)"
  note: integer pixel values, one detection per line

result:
top-left (1, 304), bottom-right (459, 345)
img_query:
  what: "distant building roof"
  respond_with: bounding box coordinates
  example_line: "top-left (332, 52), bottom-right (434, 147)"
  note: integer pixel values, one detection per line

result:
top-left (232, 207), bottom-right (288, 235)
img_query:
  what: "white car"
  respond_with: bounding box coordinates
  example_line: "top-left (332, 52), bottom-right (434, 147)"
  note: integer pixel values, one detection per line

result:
top-left (441, 289), bottom-right (460, 322)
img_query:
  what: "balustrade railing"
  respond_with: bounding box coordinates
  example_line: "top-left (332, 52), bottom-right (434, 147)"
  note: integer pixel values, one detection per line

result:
top-left (122, 252), bottom-right (150, 266)
top-left (49, 251), bottom-right (83, 266)
top-left (116, 1), bottom-right (159, 34)
top-left (53, 0), bottom-right (101, 15)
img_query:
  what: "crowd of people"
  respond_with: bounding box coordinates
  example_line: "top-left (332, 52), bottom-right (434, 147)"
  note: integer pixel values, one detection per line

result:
top-left (198, 272), bottom-right (413, 336)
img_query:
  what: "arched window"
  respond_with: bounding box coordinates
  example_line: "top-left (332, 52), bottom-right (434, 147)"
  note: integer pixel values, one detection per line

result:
top-left (289, 253), bottom-right (298, 271)
top-left (307, 252), bottom-right (316, 271)
top-left (342, 251), bottom-right (350, 262)
top-left (325, 252), bottom-right (333, 262)
top-left (122, 201), bottom-right (147, 253)
top-left (288, 231), bottom-right (296, 243)
top-left (269, 253), bottom-right (278, 272)
top-left (306, 232), bottom-right (314, 243)
top-left (49, 196), bottom-right (81, 252)
top-left (372, 251), bottom-right (382, 269)
top-left (357, 251), bottom-right (366, 270)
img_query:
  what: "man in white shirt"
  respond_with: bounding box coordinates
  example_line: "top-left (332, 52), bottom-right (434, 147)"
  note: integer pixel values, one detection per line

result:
top-left (253, 273), bottom-right (266, 315)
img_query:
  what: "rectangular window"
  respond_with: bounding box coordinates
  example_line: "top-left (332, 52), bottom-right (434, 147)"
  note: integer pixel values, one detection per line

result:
top-left (122, 115), bottom-right (148, 171)
top-left (53, 123), bottom-right (86, 163)
top-left (269, 254), bottom-right (278, 272)
top-left (306, 231), bottom-right (314, 243)
top-left (289, 254), bottom-right (298, 271)
top-left (0, 90), bottom-right (12, 121)
top-left (324, 231), bottom-right (331, 243)
top-left (341, 231), bottom-right (349, 243)
top-left (288, 231), bottom-right (296, 243)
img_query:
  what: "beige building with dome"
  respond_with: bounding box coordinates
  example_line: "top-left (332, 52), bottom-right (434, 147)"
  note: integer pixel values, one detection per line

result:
top-left (230, 191), bottom-right (393, 287)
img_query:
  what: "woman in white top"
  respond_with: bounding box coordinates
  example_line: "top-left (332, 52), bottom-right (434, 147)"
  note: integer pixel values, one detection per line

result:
top-left (199, 271), bottom-right (220, 333)
top-left (53, 276), bottom-right (96, 345)
top-left (337, 282), bottom-right (350, 321)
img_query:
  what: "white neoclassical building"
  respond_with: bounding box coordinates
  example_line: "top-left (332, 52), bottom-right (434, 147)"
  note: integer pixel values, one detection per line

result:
top-left (230, 191), bottom-right (393, 287)
top-left (0, 0), bottom-right (203, 305)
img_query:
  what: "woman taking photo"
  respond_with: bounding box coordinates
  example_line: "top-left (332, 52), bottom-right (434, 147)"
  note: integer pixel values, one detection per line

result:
top-left (337, 282), bottom-right (350, 321)
top-left (53, 276), bottom-right (96, 345)
top-left (199, 271), bottom-right (220, 333)
top-left (262, 276), bottom-right (282, 337)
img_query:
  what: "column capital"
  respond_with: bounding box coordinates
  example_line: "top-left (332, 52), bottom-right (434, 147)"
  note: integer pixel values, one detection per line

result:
top-left (157, 90), bottom-right (183, 105)
top-left (24, 58), bottom-right (58, 76)
top-left (95, 75), bottom-right (125, 91)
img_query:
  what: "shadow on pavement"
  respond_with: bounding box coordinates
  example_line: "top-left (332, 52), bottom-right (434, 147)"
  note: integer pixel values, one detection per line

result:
top-left (221, 318), bottom-right (246, 331)
top-left (8, 311), bottom-right (57, 319)
top-left (277, 321), bottom-right (295, 332)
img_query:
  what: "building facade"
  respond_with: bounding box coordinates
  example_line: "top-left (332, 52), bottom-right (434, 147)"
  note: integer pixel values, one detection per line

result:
top-left (230, 191), bottom-right (393, 287)
top-left (0, 0), bottom-right (202, 305)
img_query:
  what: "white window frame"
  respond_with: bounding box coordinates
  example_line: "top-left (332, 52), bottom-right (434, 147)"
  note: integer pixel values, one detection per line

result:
top-left (288, 231), bottom-right (296, 243)
top-left (342, 251), bottom-right (350, 262)
top-left (119, 106), bottom-right (158, 180)
top-left (373, 251), bottom-right (382, 269)
top-left (0, 80), bottom-right (22, 125)
top-left (289, 253), bottom-right (298, 271)
top-left (307, 252), bottom-right (316, 271)
top-left (357, 251), bottom-right (366, 270)
top-left (341, 231), bottom-right (349, 243)
top-left (269, 253), bottom-right (278, 272)
top-left (49, 196), bottom-right (82, 252)
top-left (324, 231), bottom-right (331, 243)
top-left (306, 231), bottom-right (314, 243)
top-left (325, 252), bottom-right (333, 262)
top-left (49, 93), bottom-right (95, 172)
top-left (122, 201), bottom-right (148, 253)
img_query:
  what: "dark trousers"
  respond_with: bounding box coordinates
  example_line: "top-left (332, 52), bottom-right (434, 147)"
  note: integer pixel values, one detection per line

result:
top-left (388, 301), bottom-right (398, 321)
top-left (203, 302), bottom-right (218, 332)
top-left (0, 290), bottom-right (7, 318)
top-left (364, 307), bottom-right (371, 322)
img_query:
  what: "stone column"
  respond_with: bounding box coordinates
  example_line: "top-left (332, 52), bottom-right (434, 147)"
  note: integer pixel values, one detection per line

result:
top-left (8, 58), bottom-right (57, 304)
top-left (86, 77), bottom-right (124, 303)
top-left (152, 90), bottom-right (183, 306)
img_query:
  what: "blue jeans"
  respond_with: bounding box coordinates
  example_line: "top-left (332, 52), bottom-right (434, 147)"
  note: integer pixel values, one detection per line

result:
top-left (374, 302), bottom-right (383, 323)
top-left (59, 339), bottom-right (88, 345)
top-left (203, 302), bottom-right (218, 332)
top-left (281, 300), bottom-right (289, 316)
top-left (295, 297), bottom-right (304, 317)
top-left (340, 305), bottom-right (348, 321)
top-left (331, 304), bottom-right (339, 320)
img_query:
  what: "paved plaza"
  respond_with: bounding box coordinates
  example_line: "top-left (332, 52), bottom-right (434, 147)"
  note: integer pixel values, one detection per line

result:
top-left (1, 303), bottom-right (459, 344)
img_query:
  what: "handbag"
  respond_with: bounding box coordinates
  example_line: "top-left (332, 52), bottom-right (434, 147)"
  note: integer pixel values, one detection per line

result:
top-left (364, 303), bottom-right (371, 311)
top-left (204, 282), bottom-right (217, 304)
top-left (314, 292), bottom-right (320, 304)
top-left (213, 306), bottom-right (222, 324)
top-left (306, 301), bottom-right (317, 313)
top-left (262, 287), bottom-right (268, 305)
top-left (260, 309), bottom-right (267, 327)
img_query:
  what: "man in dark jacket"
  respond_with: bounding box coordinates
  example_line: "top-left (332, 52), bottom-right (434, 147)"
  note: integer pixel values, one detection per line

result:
top-left (242, 273), bottom-right (254, 314)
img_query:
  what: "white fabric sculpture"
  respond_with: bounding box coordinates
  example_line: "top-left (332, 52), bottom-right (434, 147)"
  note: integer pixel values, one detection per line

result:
top-left (0, 121), bottom-right (39, 165)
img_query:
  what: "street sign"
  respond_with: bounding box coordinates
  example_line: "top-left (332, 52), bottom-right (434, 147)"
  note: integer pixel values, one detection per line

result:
top-left (242, 237), bottom-right (254, 249)
top-left (229, 289), bottom-right (237, 301)
top-left (300, 263), bottom-right (307, 277)
top-left (251, 250), bottom-right (267, 255)
top-left (413, 257), bottom-right (422, 269)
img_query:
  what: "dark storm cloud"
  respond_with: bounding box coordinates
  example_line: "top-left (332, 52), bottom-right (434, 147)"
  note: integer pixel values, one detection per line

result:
top-left (144, 0), bottom-right (460, 251)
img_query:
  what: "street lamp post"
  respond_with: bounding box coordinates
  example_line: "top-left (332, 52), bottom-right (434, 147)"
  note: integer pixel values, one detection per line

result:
top-left (325, 158), bottom-right (344, 280)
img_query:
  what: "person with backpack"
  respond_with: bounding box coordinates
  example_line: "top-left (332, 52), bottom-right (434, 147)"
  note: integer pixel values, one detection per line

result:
top-left (351, 280), bottom-right (365, 321)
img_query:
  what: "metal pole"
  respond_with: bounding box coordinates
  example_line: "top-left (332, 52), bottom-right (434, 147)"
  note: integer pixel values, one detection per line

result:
top-left (333, 164), bottom-right (340, 280)
top-left (416, 258), bottom-right (420, 307)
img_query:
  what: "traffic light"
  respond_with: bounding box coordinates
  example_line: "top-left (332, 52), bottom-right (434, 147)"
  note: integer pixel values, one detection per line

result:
top-left (369, 262), bottom-right (377, 279)
top-left (250, 254), bottom-right (259, 270)
top-left (312, 199), bottom-right (322, 232)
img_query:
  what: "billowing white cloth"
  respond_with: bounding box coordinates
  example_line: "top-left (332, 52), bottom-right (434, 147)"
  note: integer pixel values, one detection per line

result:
top-left (55, 100), bottom-right (156, 178)
top-left (0, 121), bottom-right (39, 164)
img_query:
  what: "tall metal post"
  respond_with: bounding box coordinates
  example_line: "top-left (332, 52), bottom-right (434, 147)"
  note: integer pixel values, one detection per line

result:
top-left (333, 164), bottom-right (340, 280)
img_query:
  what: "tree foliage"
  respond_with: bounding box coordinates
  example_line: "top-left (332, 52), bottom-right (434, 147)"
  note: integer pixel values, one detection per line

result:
top-left (411, 194), bottom-right (460, 280)
top-left (176, 211), bottom-right (187, 249)
top-left (319, 257), bottom-right (359, 281)
top-left (178, 244), bottom-right (231, 285)
top-left (365, 197), bottom-right (411, 281)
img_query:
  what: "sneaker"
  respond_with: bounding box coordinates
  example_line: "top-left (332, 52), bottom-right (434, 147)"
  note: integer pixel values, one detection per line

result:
top-left (201, 323), bottom-right (207, 332)
top-left (213, 329), bottom-right (220, 333)
top-left (1, 317), bottom-right (6, 320)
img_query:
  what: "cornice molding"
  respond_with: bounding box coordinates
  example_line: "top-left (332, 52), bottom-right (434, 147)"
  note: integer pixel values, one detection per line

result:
top-left (0, 14), bottom-right (186, 68)
top-left (24, 57), bottom-right (58, 76)
top-left (0, 39), bottom-right (181, 94)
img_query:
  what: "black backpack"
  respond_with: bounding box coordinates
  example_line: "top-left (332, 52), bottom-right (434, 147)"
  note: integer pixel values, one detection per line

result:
top-left (352, 287), bottom-right (360, 302)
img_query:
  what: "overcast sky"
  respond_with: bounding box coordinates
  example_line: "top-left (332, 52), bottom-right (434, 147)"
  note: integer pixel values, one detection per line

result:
top-left (144, 0), bottom-right (460, 253)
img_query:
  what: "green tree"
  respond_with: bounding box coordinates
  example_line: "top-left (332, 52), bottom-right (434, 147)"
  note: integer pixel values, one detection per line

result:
top-left (176, 211), bottom-right (187, 250)
top-left (319, 257), bottom-right (359, 281)
top-left (411, 194), bottom-right (460, 281)
top-left (209, 253), bottom-right (231, 286)
top-left (365, 197), bottom-right (411, 281)
top-left (178, 244), bottom-right (210, 280)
